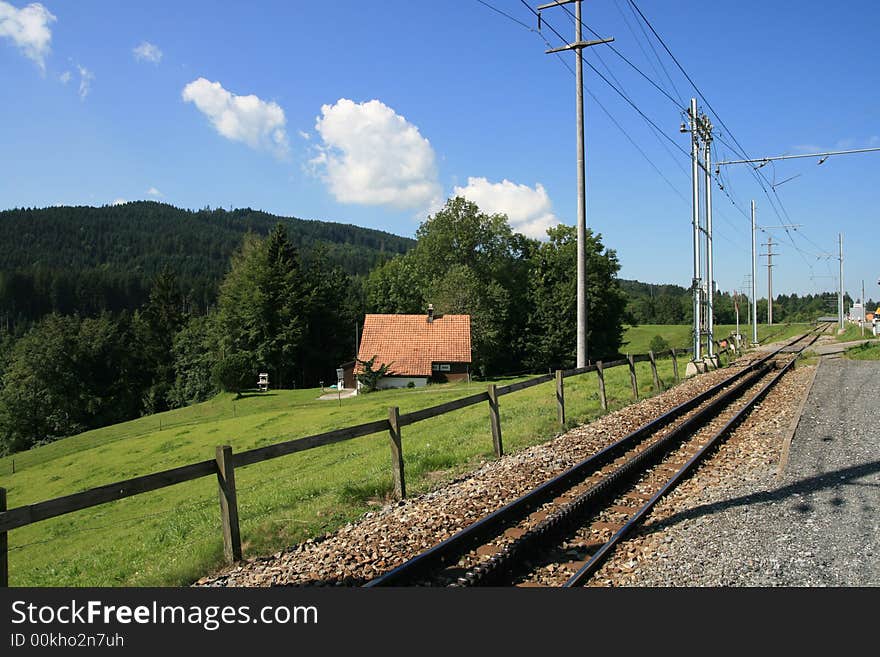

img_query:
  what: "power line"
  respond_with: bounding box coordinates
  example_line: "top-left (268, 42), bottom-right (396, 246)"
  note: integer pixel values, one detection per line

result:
top-left (475, 0), bottom-right (535, 31)
top-left (507, 4), bottom-right (748, 256)
top-left (582, 82), bottom-right (690, 206)
top-left (554, 1), bottom-right (685, 110)
top-left (716, 146), bottom-right (880, 165)
top-left (521, 0), bottom-right (686, 160)
top-left (618, 0), bottom-right (685, 106)
top-left (482, 1), bottom-right (691, 208)
top-left (626, 0), bottom-right (800, 239)
top-left (560, 0), bottom-right (790, 249)
top-left (626, 0), bottom-right (752, 164)
top-left (582, 57), bottom-right (689, 157)
top-left (713, 132), bottom-right (804, 252)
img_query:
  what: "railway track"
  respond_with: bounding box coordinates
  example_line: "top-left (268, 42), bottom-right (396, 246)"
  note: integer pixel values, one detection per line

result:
top-left (365, 325), bottom-right (828, 587)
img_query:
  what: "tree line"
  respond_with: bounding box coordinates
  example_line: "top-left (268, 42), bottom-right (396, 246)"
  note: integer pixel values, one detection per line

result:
top-left (0, 201), bottom-right (412, 332)
top-left (623, 279), bottom-right (861, 325)
top-left (0, 197), bottom-right (629, 454)
top-left (0, 227), bottom-right (360, 454)
top-left (0, 196), bottom-right (864, 456)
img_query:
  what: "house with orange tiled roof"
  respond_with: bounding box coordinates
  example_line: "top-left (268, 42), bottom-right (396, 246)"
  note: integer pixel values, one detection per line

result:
top-left (353, 305), bottom-right (472, 390)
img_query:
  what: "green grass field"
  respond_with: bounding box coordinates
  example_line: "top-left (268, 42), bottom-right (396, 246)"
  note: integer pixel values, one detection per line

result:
top-left (0, 324), bottom-right (807, 587)
top-left (620, 322), bottom-right (809, 353)
top-left (835, 323), bottom-right (880, 343)
top-left (845, 342), bottom-right (880, 360)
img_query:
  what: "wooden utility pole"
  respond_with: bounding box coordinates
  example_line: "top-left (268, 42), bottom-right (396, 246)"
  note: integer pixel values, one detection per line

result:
top-left (538, 0), bottom-right (613, 367)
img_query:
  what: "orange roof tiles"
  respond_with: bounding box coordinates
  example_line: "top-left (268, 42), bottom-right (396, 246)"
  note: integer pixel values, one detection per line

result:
top-left (356, 314), bottom-right (472, 377)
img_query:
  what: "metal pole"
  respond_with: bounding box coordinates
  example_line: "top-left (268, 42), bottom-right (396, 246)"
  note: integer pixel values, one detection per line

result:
top-left (735, 292), bottom-right (740, 347)
top-left (690, 98), bottom-right (701, 360)
top-left (860, 279), bottom-right (868, 336)
top-left (704, 125), bottom-right (714, 358)
top-left (768, 235), bottom-right (773, 326)
top-left (715, 146), bottom-right (880, 166)
top-left (575, 0), bottom-right (587, 368)
top-left (744, 286), bottom-right (751, 331)
top-left (838, 233), bottom-right (844, 332)
top-left (751, 201), bottom-right (758, 344)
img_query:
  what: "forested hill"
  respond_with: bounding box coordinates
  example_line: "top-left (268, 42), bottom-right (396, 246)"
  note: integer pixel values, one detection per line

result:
top-left (620, 278), bottom-right (691, 324)
top-left (0, 202), bottom-right (415, 324)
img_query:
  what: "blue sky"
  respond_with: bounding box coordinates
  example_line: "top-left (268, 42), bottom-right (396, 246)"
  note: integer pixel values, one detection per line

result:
top-left (1, 0), bottom-right (878, 302)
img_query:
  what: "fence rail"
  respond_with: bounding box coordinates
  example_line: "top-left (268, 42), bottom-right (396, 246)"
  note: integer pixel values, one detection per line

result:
top-left (0, 341), bottom-right (743, 586)
top-left (233, 418), bottom-right (392, 469)
top-left (398, 391), bottom-right (489, 425)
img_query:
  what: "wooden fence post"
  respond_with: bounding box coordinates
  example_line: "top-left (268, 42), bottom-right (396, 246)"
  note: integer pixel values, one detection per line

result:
top-left (0, 488), bottom-right (7, 587)
top-left (648, 350), bottom-right (661, 391)
top-left (388, 407), bottom-right (406, 500)
top-left (627, 354), bottom-right (639, 401)
top-left (215, 446), bottom-right (242, 563)
top-left (596, 361), bottom-right (607, 411)
top-left (555, 370), bottom-right (565, 428)
top-left (670, 348), bottom-right (679, 383)
top-left (487, 384), bottom-right (503, 458)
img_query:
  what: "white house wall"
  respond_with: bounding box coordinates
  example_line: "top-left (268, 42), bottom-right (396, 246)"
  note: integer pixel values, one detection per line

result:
top-left (376, 377), bottom-right (428, 390)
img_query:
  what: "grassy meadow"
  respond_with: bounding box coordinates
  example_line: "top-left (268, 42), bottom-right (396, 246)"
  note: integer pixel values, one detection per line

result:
top-left (620, 322), bottom-right (809, 353)
top-left (845, 341), bottom-right (880, 360)
top-left (835, 323), bottom-right (880, 343)
top-left (0, 322), bottom-right (809, 587)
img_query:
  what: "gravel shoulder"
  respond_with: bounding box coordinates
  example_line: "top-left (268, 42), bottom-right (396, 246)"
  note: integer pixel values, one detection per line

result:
top-left (603, 357), bottom-right (879, 587)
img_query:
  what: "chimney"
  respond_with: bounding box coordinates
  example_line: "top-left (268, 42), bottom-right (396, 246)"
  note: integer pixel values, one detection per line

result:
top-left (427, 303), bottom-right (434, 323)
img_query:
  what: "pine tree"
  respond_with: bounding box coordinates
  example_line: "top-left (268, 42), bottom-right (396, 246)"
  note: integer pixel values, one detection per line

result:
top-left (212, 225), bottom-right (304, 389)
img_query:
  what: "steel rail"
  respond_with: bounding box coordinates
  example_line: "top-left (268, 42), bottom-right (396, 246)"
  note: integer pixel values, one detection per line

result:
top-left (366, 364), bottom-right (767, 586)
top-left (563, 335), bottom-right (820, 586)
top-left (365, 328), bottom-right (821, 587)
top-left (366, 327), bottom-right (824, 587)
top-left (455, 363), bottom-right (771, 586)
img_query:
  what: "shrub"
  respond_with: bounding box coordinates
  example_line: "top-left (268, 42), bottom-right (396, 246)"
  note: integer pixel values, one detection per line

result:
top-left (356, 355), bottom-right (392, 393)
top-left (211, 353), bottom-right (253, 398)
top-left (649, 334), bottom-right (670, 354)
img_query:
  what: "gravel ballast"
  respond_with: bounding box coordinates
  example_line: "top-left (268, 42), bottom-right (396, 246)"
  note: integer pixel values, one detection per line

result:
top-left (197, 338), bottom-right (874, 588)
top-left (602, 357), bottom-right (880, 587)
top-left (195, 364), bottom-right (749, 586)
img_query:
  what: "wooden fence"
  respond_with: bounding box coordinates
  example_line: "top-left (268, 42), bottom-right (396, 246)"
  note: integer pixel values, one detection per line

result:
top-left (0, 341), bottom-right (741, 586)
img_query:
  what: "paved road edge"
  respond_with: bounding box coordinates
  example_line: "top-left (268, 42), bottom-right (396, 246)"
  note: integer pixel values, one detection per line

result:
top-left (775, 358), bottom-right (821, 482)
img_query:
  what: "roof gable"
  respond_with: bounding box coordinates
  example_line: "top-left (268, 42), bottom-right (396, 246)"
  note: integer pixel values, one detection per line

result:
top-left (356, 314), bottom-right (472, 377)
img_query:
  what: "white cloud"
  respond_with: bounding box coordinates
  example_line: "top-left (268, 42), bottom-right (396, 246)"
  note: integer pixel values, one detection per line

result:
top-left (793, 144), bottom-right (823, 154)
top-left (58, 70), bottom-right (70, 84)
top-left (182, 77), bottom-right (289, 158)
top-left (133, 41), bottom-right (162, 64)
top-left (452, 177), bottom-right (559, 239)
top-left (111, 198), bottom-right (127, 206)
top-left (0, 1), bottom-right (55, 71)
top-left (310, 98), bottom-right (442, 211)
top-left (77, 64), bottom-right (93, 100)
top-left (298, 130), bottom-right (310, 140)
top-left (146, 186), bottom-right (162, 197)
top-left (795, 136), bottom-right (880, 154)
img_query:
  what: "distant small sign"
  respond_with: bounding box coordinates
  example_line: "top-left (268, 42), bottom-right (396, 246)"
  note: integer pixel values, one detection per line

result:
top-left (336, 368), bottom-right (345, 380)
